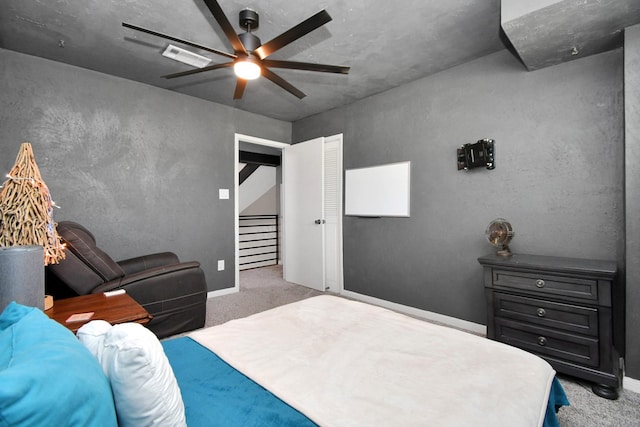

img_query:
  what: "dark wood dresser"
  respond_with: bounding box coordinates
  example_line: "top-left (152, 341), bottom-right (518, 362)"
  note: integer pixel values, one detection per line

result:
top-left (478, 253), bottom-right (623, 399)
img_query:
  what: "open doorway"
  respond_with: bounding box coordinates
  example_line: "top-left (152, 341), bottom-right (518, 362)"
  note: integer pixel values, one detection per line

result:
top-left (234, 134), bottom-right (289, 291)
top-left (234, 133), bottom-right (344, 294)
top-left (238, 142), bottom-right (283, 272)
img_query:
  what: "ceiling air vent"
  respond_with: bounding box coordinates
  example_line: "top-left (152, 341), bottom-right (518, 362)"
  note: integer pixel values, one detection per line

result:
top-left (162, 44), bottom-right (212, 68)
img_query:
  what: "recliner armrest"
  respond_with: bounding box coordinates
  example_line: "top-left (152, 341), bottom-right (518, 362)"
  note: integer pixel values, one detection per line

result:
top-left (117, 252), bottom-right (182, 275)
top-left (91, 261), bottom-right (204, 296)
top-left (91, 261), bottom-right (207, 338)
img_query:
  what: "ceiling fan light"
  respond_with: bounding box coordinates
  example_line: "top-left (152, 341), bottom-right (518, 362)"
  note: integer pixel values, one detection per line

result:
top-left (234, 60), bottom-right (261, 80)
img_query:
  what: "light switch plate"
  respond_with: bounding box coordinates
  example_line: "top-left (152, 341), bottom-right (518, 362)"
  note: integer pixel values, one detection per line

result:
top-left (219, 189), bottom-right (229, 199)
top-left (217, 260), bottom-right (225, 271)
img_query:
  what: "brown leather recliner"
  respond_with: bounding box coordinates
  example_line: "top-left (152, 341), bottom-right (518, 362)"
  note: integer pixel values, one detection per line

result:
top-left (45, 221), bottom-right (207, 339)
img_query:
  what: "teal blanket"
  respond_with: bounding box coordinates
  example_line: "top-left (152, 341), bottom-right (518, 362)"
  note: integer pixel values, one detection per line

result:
top-left (545, 377), bottom-right (570, 427)
top-left (163, 336), bottom-right (567, 426)
top-left (162, 337), bottom-right (316, 427)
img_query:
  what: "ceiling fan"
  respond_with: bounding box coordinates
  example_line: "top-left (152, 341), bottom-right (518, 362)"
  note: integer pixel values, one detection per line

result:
top-left (122, 0), bottom-right (350, 100)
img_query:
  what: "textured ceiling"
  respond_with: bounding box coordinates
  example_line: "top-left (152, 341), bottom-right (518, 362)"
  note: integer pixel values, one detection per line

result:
top-left (0, 0), bottom-right (505, 121)
top-left (0, 1), bottom-right (637, 122)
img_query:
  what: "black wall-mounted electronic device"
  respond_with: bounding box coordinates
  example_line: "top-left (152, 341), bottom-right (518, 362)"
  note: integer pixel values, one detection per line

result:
top-left (457, 138), bottom-right (495, 171)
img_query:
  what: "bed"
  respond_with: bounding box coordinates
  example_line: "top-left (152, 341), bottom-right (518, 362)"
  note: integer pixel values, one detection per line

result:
top-left (163, 295), bottom-right (569, 427)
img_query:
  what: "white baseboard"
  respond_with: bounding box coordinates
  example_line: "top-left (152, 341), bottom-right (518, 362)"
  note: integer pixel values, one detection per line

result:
top-left (207, 286), bottom-right (238, 299)
top-left (624, 375), bottom-right (640, 393)
top-left (340, 290), bottom-right (487, 335)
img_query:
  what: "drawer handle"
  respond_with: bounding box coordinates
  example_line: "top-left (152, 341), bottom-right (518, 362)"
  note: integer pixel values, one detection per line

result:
top-left (537, 308), bottom-right (546, 317)
top-left (537, 336), bottom-right (547, 346)
top-left (535, 279), bottom-right (545, 288)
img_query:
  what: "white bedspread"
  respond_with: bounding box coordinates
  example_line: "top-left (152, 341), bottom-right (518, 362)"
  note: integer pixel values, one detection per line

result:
top-left (189, 295), bottom-right (555, 427)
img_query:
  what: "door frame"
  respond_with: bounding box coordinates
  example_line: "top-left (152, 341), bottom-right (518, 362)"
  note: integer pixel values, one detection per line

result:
top-left (232, 133), bottom-right (289, 293)
top-left (231, 133), bottom-right (344, 295)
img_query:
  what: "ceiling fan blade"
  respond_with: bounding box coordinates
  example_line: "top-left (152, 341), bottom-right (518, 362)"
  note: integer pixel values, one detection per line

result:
top-left (233, 79), bottom-right (247, 99)
top-left (162, 62), bottom-right (234, 79)
top-left (261, 68), bottom-right (306, 99)
top-left (262, 60), bottom-right (349, 74)
top-left (254, 10), bottom-right (332, 60)
top-left (122, 22), bottom-right (236, 60)
top-left (202, 0), bottom-right (248, 55)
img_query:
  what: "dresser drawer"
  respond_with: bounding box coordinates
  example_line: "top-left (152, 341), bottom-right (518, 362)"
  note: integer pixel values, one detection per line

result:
top-left (480, 253), bottom-right (621, 395)
top-left (492, 269), bottom-right (598, 302)
top-left (495, 318), bottom-right (599, 367)
top-left (493, 292), bottom-right (598, 336)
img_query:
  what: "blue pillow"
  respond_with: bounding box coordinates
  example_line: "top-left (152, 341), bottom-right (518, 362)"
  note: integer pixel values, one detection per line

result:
top-left (0, 302), bottom-right (117, 427)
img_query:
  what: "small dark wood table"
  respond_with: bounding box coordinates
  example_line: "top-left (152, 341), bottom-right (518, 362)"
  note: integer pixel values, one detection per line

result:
top-left (45, 292), bottom-right (152, 333)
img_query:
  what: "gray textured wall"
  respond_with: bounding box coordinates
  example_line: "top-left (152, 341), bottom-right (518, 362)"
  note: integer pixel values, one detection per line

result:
top-left (0, 48), bottom-right (291, 291)
top-left (625, 24), bottom-right (640, 379)
top-left (294, 48), bottom-right (624, 327)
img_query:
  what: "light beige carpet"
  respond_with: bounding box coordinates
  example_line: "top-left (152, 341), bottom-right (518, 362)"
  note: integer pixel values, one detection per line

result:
top-left (205, 264), bottom-right (323, 327)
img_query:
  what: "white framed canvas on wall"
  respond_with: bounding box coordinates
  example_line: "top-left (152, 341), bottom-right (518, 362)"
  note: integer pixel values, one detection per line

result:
top-left (344, 161), bottom-right (410, 217)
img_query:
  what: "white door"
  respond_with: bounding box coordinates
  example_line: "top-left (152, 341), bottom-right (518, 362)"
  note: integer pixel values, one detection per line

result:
top-left (323, 136), bottom-right (343, 292)
top-left (283, 137), bottom-right (325, 291)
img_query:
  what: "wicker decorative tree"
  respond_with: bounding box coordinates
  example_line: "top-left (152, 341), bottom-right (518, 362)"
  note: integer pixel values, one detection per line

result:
top-left (0, 143), bottom-right (66, 265)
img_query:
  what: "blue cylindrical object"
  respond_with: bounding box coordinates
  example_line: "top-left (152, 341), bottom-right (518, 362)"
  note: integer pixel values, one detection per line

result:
top-left (0, 245), bottom-right (44, 312)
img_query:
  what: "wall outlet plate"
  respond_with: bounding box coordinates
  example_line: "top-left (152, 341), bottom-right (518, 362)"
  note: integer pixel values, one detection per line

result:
top-left (217, 260), bottom-right (225, 271)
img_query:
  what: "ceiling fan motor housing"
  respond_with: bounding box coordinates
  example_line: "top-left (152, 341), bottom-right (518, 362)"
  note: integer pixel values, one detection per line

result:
top-left (239, 32), bottom-right (261, 52)
top-left (239, 9), bottom-right (259, 31)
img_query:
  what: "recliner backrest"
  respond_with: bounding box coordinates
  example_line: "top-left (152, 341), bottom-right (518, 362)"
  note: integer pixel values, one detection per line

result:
top-left (47, 221), bottom-right (125, 295)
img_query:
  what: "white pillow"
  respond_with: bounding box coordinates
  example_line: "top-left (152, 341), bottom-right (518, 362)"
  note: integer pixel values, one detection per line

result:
top-left (100, 323), bottom-right (186, 427)
top-left (76, 320), bottom-right (112, 364)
